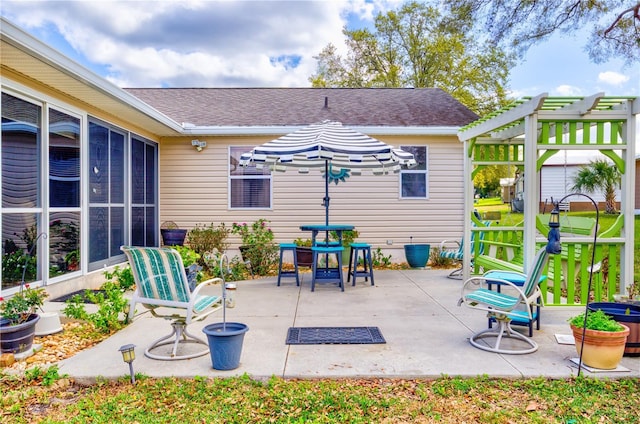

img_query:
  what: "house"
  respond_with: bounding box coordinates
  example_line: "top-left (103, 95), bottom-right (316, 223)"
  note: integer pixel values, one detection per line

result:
top-left (539, 151), bottom-right (622, 211)
top-left (636, 155), bottom-right (640, 214)
top-left (1, 17), bottom-right (477, 296)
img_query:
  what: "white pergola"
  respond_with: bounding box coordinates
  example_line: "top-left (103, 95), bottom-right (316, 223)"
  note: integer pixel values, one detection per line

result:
top-left (458, 93), bottom-right (638, 295)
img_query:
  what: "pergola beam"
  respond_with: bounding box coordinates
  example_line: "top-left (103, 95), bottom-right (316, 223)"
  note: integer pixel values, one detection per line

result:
top-left (459, 93), bottom-right (548, 141)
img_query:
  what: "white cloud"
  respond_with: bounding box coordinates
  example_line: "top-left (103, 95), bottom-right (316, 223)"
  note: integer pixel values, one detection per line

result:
top-left (554, 85), bottom-right (583, 96)
top-left (1, 0), bottom-right (358, 87)
top-left (598, 71), bottom-right (630, 86)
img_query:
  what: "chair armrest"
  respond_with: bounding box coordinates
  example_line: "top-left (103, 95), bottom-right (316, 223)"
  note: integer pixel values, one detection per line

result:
top-left (191, 277), bottom-right (224, 298)
top-left (439, 239), bottom-right (461, 250)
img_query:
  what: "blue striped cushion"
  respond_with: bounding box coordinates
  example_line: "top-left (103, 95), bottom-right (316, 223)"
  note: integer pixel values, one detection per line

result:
top-left (465, 288), bottom-right (519, 310)
top-left (441, 250), bottom-right (463, 260)
top-left (193, 295), bottom-right (221, 313)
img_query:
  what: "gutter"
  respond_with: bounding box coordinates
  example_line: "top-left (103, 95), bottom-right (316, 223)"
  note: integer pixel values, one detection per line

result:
top-left (181, 125), bottom-right (461, 137)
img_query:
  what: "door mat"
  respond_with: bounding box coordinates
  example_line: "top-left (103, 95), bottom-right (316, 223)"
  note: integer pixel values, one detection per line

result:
top-left (50, 289), bottom-right (105, 304)
top-left (286, 327), bottom-right (386, 345)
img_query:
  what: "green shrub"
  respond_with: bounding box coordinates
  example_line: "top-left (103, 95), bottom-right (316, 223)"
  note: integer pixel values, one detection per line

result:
top-left (63, 281), bottom-right (129, 333)
top-left (103, 265), bottom-right (135, 291)
top-left (187, 223), bottom-right (231, 258)
top-left (371, 247), bottom-right (392, 267)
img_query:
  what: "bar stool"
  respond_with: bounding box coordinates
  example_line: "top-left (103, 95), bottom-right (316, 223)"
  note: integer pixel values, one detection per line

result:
top-left (277, 243), bottom-right (299, 286)
top-left (347, 243), bottom-right (375, 286)
top-left (311, 245), bottom-right (344, 291)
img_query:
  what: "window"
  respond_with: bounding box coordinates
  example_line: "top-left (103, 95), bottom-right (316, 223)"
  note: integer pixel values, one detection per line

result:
top-left (130, 137), bottom-right (157, 247)
top-left (88, 121), bottom-right (158, 269)
top-left (400, 146), bottom-right (428, 199)
top-left (229, 146), bottom-right (271, 208)
top-left (88, 121), bottom-right (126, 266)
top-left (1, 93), bottom-right (43, 289)
top-left (49, 108), bottom-right (81, 277)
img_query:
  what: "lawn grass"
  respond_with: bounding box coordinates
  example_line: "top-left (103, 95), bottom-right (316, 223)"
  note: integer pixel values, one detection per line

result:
top-left (475, 198), bottom-right (640, 287)
top-left (2, 373), bottom-right (639, 423)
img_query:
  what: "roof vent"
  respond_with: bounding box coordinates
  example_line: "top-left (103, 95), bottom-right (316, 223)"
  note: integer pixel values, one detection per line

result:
top-left (324, 96), bottom-right (328, 108)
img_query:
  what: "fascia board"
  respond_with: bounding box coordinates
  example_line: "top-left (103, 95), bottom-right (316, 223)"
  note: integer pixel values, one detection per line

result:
top-left (182, 126), bottom-right (461, 137)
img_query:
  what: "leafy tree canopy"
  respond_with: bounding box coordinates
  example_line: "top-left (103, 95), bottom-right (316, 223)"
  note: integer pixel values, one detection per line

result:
top-left (309, 1), bottom-right (515, 116)
top-left (446, 0), bottom-right (640, 66)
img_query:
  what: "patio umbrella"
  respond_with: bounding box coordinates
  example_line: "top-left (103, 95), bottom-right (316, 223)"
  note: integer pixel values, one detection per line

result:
top-left (239, 120), bottom-right (416, 226)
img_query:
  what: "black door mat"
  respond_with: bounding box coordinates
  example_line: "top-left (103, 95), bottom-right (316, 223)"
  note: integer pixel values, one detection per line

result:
top-left (50, 289), bottom-right (105, 303)
top-left (286, 327), bottom-right (386, 345)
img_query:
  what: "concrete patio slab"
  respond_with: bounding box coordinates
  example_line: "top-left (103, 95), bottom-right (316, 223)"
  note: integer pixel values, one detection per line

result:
top-left (54, 269), bottom-right (639, 383)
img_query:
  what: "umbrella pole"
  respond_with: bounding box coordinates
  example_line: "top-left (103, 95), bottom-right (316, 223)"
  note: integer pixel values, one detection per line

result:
top-left (324, 161), bottom-right (330, 227)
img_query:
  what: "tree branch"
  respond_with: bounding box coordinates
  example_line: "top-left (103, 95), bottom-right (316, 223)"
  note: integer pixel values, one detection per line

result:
top-left (603, 2), bottom-right (640, 36)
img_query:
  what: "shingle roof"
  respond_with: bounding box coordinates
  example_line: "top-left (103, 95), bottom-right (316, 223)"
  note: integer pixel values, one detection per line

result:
top-left (124, 87), bottom-right (478, 127)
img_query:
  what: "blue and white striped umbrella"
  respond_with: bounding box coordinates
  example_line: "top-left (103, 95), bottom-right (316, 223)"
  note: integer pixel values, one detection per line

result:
top-left (239, 120), bottom-right (416, 225)
top-left (239, 120), bottom-right (415, 174)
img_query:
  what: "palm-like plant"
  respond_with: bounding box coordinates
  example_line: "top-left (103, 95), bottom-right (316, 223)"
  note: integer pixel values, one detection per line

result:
top-left (572, 159), bottom-right (621, 214)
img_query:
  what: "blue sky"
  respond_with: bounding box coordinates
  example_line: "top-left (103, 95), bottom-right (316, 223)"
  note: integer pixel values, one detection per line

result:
top-left (1, 0), bottom-right (637, 98)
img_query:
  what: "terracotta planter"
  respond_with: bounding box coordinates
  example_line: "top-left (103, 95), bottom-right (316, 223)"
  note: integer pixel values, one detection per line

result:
top-left (0, 313), bottom-right (40, 354)
top-left (570, 323), bottom-right (629, 369)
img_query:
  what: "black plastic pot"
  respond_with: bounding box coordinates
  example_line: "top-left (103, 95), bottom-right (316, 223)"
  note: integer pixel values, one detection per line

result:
top-left (161, 229), bottom-right (187, 246)
top-left (0, 313), bottom-right (40, 354)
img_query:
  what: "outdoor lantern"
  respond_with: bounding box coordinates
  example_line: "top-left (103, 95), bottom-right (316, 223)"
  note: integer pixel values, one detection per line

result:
top-left (546, 203), bottom-right (562, 255)
top-left (118, 344), bottom-right (136, 384)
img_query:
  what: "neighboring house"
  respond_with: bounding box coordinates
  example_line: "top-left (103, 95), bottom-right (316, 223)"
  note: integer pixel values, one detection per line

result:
top-left (636, 155), bottom-right (640, 214)
top-left (0, 18), bottom-right (477, 296)
top-left (539, 151), bottom-right (622, 212)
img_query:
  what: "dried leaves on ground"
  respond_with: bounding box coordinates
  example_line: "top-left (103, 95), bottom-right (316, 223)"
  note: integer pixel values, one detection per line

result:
top-left (2, 374), bottom-right (639, 423)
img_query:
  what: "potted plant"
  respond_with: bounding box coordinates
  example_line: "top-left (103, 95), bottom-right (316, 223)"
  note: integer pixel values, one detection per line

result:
top-left (294, 238), bottom-right (313, 268)
top-left (0, 284), bottom-right (48, 354)
top-left (404, 236), bottom-right (430, 268)
top-left (232, 219), bottom-right (278, 276)
top-left (331, 229), bottom-right (360, 264)
top-left (160, 221), bottom-right (187, 246)
top-left (569, 309), bottom-right (630, 369)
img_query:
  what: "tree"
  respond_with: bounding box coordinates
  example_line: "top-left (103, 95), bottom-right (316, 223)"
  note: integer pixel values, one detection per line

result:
top-left (572, 159), bottom-right (622, 214)
top-left (309, 1), bottom-right (515, 116)
top-left (446, 0), bottom-right (640, 66)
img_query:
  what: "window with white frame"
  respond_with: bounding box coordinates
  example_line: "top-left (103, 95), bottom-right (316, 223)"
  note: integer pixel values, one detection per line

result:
top-left (229, 146), bottom-right (271, 208)
top-left (400, 145), bottom-right (428, 198)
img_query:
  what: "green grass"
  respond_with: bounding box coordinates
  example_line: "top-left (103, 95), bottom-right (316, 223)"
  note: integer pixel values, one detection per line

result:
top-left (2, 373), bottom-right (639, 423)
top-left (475, 198), bottom-right (640, 286)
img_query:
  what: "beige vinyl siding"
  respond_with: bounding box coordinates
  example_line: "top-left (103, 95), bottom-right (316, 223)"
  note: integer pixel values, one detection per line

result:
top-left (159, 134), bottom-right (465, 263)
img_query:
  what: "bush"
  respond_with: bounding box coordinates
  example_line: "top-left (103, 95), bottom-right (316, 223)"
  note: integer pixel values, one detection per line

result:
top-left (429, 247), bottom-right (453, 268)
top-left (187, 223), bottom-right (231, 258)
top-left (63, 281), bottom-right (129, 333)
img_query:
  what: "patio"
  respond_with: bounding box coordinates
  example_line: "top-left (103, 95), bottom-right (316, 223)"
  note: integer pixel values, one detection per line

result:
top-left (54, 268), bottom-right (639, 383)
